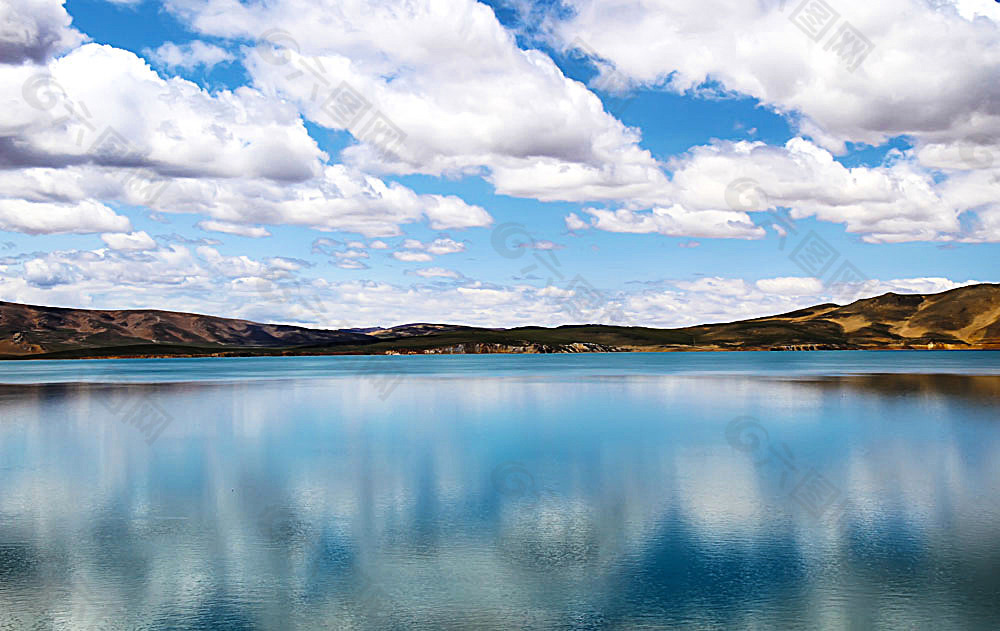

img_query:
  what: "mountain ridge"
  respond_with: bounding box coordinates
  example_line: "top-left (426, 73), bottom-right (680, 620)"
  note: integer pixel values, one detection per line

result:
top-left (1, 283), bottom-right (998, 359)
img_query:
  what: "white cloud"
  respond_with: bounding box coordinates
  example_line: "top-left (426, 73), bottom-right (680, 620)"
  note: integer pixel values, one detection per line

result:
top-left (1, 44), bottom-right (323, 181)
top-left (755, 277), bottom-right (825, 296)
top-left (397, 237), bottom-right (466, 256)
top-left (392, 251), bottom-right (433, 262)
top-left (853, 277), bottom-right (982, 297)
top-left (12, 1), bottom-right (972, 246)
top-left (180, 0), bottom-right (988, 244)
top-left (565, 212), bottom-right (589, 231)
top-left (197, 220), bottom-right (271, 238)
top-left (0, 42), bottom-right (493, 237)
top-left (538, 285), bottom-right (573, 298)
top-left (550, 0), bottom-right (1000, 153)
top-left (100, 230), bottom-right (157, 251)
top-left (423, 195), bottom-right (493, 230)
top-left (265, 256), bottom-right (303, 272)
top-left (578, 137), bottom-right (999, 243)
top-left (23, 258), bottom-right (78, 287)
top-left (2, 242), bottom-right (981, 329)
top-left (0, 0), bottom-right (84, 64)
top-left (583, 205), bottom-right (764, 240)
top-left (310, 237), bottom-right (340, 255)
top-left (334, 258), bottom-right (369, 270)
top-left (196, 246), bottom-right (271, 278)
top-left (334, 249), bottom-right (368, 260)
top-left (167, 0), bottom-right (673, 206)
top-left (0, 199), bottom-right (131, 234)
top-left (145, 40), bottom-right (233, 71)
top-left (623, 276), bottom-right (983, 327)
top-left (143, 166), bottom-right (490, 237)
top-left (3, 0), bottom-right (990, 250)
top-left (412, 267), bottom-right (460, 279)
top-left (6, 245), bottom-right (208, 300)
top-left (425, 238), bottom-right (465, 255)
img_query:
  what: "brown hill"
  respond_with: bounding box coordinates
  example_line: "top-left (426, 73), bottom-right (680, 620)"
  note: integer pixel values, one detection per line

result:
top-left (1, 284), bottom-right (998, 359)
top-left (0, 302), bottom-right (376, 356)
top-left (669, 284), bottom-right (1000, 351)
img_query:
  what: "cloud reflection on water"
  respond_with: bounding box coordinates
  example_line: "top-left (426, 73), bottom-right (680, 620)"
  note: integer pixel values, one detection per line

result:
top-left (0, 366), bottom-right (998, 629)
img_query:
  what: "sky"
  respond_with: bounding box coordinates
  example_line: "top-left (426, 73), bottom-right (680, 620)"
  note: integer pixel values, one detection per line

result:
top-left (0, 0), bottom-right (998, 329)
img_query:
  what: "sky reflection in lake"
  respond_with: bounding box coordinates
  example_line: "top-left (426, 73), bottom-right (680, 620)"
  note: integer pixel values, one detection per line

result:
top-left (0, 354), bottom-right (998, 630)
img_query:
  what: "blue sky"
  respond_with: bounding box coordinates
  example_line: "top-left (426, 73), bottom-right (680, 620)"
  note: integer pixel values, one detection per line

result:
top-left (0, 0), bottom-right (997, 328)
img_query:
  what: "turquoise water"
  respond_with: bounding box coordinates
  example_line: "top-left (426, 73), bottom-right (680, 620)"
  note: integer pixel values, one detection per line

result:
top-left (1, 350), bottom-right (998, 384)
top-left (0, 352), bottom-right (998, 629)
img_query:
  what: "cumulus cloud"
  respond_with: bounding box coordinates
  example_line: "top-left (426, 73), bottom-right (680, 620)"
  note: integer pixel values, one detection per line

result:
top-left (0, 0), bottom-right (84, 64)
top-left (334, 249), bottom-right (368, 260)
top-left (163, 0), bottom-right (994, 244)
top-left (424, 238), bottom-right (465, 255)
top-left (549, 0), bottom-right (1000, 153)
top-left (1, 44), bottom-right (323, 181)
top-left (388, 236), bottom-right (466, 262)
top-left (0, 43), bottom-right (493, 237)
top-left (197, 220), bottom-right (271, 238)
top-left (583, 205), bottom-right (764, 240)
top-left (308, 239), bottom-right (373, 270)
top-left (3, 0), bottom-right (993, 251)
top-left (165, 0), bottom-right (672, 205)
top-left (310, 237), bottom-right (340, 255)
top-left (154, 166), bottom-right (490, 237)
top-left (196, 246), bottom-right (272, 278)
top-left (411, 267), bottom-right (460, 279)
top-left (572, 137), bottom-right (1000, 242)
top-left (145, 40), bottom-right (233, 71)
top-left (755, 277), bottom-right (825, 296)
top-left (0, 0), bottom-right (990, 329)
top-left (100, 230), bottom-right (157, 251)
top-left (0, 198), bottom-right (130, 234)
top-left (565, 212), bottom-right (589, 231)
top-left (23, 257), bottom-right (78, 287)
top-left (11, 0), bottom-right (972, 245)
top-left (334, 258), bottom-right (369, 270)
top-left (665, 138), bottom-right (963, 242)
top-left (392, 250), bottom-right (433, 262)
top-left (0, 162), bottom-right (491, 236)
top-left (6, 245), bottom-right (206, 301)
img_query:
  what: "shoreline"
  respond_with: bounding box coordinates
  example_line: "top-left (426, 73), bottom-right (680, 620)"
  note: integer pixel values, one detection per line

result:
top-left (2, 344), bottom-right (998, 361)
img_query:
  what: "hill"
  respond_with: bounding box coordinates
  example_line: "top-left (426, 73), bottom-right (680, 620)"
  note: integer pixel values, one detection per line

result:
top-left (1, 284), bottom-right (998, 359)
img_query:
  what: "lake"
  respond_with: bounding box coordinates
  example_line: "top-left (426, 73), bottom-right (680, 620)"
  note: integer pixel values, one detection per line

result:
top-left (0, 351), bottom-right (998, 630)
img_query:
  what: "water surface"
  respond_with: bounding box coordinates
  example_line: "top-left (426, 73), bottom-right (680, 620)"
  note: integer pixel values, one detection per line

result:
top-left (0, 352), bottom-right (998, 629)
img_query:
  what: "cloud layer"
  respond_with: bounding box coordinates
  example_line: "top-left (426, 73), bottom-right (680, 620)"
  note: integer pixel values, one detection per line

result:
top-left (550, 0), bottom-right (1000, 152)
top-left (0, 40), bottom-right (491, 237)
top-left (0, 237), bottom-right (979, 328)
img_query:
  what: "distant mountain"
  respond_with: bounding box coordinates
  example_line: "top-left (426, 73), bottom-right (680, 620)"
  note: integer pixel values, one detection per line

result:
top-left (672, 283), bottom-right (1000, 350)
top-left (1, 284), bottom-right (998, 359)
top-left (0, 302), bottom-right (376, 356)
